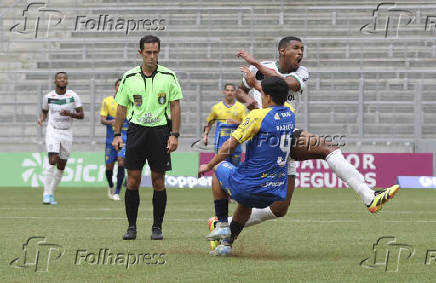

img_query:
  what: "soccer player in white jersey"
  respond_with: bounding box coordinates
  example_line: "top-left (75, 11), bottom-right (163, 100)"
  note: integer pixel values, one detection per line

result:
top-left (37, 72), bottom-right (84, 205)
top-left (224, 36), bottom-right (399, 228)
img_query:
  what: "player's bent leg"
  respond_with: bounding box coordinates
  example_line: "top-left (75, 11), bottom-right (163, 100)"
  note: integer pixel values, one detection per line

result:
top-left (206, 162), bottom-right (232, 242)
top-left (270, 175), bottom-right (295, 217)
top-left (291, 130), bottom-right (333, 161)
top-left (292, 130), bottom-right (375, 207)
top-left (151, 171), bottom-right (166, 240)
top-left (122, 169), bottom-right (141, 240)
top-left (210, 203), bottom-right (251, 257)
top-left (231, 173), bottom-right (296, 227)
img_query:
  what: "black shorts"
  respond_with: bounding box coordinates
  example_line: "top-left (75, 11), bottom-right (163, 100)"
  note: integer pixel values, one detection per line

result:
top-left (125, 123), bottom-right (171, 172)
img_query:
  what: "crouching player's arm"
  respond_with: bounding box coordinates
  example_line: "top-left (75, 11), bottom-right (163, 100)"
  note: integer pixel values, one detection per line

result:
top-left (198, 137), bottom-right (240, 177)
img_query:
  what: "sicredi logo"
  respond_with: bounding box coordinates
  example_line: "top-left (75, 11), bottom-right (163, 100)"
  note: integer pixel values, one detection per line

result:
top-left (21, 153), bottom-right (114, 187)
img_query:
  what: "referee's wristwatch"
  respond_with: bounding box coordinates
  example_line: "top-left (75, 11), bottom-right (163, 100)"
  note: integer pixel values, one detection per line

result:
top-left (170, 132), bottom-right (180, 138)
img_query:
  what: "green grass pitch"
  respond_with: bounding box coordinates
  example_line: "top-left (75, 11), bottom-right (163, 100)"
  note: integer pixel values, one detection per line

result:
top-left (1, 187), bottom-right (436, 282)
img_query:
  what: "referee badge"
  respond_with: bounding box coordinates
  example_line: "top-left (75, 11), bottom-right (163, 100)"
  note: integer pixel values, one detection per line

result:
top-left (133, 95), bottom-right (142, 107)
top-left (158, 92), bottom-right (166, 105)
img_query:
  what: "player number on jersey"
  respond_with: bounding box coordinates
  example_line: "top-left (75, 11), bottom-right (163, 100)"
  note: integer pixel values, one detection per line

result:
top-left (277, 133), bottom-right (291, 166)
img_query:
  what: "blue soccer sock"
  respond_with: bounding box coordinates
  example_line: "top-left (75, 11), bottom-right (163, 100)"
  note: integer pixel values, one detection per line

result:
top-left (115, 166), bottom-right (125, 194)
top-left (214, 199), bottom-right (228, 222)
top-left (105, 170), bottom-right (113, 188)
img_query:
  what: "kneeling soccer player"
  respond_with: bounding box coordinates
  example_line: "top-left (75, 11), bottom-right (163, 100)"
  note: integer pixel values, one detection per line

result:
top-left (198, 76), bottom-right (293, 256)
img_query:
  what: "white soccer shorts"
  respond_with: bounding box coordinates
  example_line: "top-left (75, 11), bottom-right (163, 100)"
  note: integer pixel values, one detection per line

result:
top-left (45, 127), bottom-right (72, 160)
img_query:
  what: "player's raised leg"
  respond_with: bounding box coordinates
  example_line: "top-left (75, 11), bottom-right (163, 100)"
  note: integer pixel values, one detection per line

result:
top-left (292, 130), bottom-right (399, 212)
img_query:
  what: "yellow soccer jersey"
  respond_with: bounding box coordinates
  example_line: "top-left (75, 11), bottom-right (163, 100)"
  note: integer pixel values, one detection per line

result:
top-left (100, 95), bottom-right (129, 139)
top-left (206, 101), bottom-right (246, 125)
top-left (284, 101), bottom-right (295, 113)
top-left (100, 95), bottom-right (118, 119)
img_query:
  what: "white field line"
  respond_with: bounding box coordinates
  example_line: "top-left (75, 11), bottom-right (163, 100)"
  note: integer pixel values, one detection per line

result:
top-left (1, 216), bottom-right (436, 224)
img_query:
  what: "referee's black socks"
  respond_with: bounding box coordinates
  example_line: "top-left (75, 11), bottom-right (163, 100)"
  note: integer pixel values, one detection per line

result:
top-left (125, 188), bottom-right (140, 228)
top-left (152, 189), bottom-right (167, 229)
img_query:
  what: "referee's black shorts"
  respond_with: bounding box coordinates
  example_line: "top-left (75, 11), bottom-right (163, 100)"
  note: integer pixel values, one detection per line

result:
top-left (125, 123), bottom-right (172, 172)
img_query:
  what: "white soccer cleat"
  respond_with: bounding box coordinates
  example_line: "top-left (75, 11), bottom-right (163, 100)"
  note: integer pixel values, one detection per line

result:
top-left (209, 239), bottom-right (232, 256)
top-left (107, 187), bottom-right (114, 200)
top-left (112, 194), bottom-right (120, 201)
top-left (43, 194), bottom-right (51, 205)
top-left (206, 221), bottom-right (231, 241)
top-left (49, 195), bottom-right (57, 205)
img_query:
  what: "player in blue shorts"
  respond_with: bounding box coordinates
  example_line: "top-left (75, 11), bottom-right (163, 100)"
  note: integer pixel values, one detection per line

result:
top-left (203, 83), bottom-right (246, 166)
top-left (198, 76), bottom-right (294, 256)
top-left (100, 78), bottom-right (129, 200)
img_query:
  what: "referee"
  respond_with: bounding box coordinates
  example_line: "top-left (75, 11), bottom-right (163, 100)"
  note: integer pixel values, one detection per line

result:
top-left (112, 35), bottom-right (183, 240)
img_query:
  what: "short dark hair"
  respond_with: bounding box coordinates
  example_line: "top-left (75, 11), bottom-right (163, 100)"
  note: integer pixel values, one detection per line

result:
top-left (139, 35), bottom-right (160, 50)
top-left (224, 83), bottom-right (235, 90)
top-left (115, 78), bottom-right (122, 85)
top-left (54, 72), bottom-right (67, 79)
top-left (278, 36), bottom-right (302, 50)
top-left (261, 76), bottom-right (288, 105)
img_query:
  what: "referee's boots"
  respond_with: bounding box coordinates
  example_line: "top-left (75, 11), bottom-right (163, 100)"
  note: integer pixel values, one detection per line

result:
top-left (122, 226), bottom-right (137, 240)
top-left (151, 226), bottom-right (163, 240)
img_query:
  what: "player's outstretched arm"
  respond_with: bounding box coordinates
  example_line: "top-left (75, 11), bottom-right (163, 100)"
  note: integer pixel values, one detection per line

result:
top-left (236, 49), bottom-right (279, 78)
top-left (236, 49), bottom-right (301, 92)
top-left (236, 84), bottom-right (258, 110)
top-left (198, 137), bottom-right (240, 177)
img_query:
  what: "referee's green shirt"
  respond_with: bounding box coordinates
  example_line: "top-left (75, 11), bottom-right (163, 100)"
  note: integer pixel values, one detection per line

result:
top-left (116, 65), bottom-right (183, 127)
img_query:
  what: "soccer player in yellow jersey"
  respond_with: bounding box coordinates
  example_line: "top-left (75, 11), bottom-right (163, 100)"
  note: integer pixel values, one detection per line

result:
top-left (100, 78), bottom-right (129, 201)
top-left (203, 83), bottom-right (246, 166)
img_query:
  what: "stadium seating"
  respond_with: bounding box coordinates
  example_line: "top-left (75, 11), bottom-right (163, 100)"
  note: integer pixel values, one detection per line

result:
top-left (1, 0), bottom-right (435, 152)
